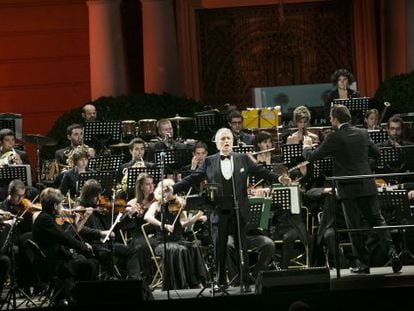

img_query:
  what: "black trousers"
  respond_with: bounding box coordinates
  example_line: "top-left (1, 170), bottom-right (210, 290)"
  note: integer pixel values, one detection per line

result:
top-left (341, 194), bottom-right (394, 267)
top-left (215, 210), bottom-right (249, 285)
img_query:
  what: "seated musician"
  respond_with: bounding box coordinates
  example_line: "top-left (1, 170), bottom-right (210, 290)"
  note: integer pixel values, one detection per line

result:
top-left (122, 173), bottom-right (157, 282)
top-left (116, 138), bottom-right (155, 197)
top-left (32, 188), bottom-right (97, 304)
top-left (286, 106), bottom-right (319, 145)
top-left (364, 109), bottom-right (380, 130)
top-left (181, 141), bottom-right (208, 172)
top-left (0, 179), bottom-right (42, 291)
top-left (375, 115), bottom-right (414, 184)
top-left (0, 128), bottom-right (32, 200)
top-left (324, 68), bottom-right (360, 122)
top-left (147, 119), bottom-right (188, 163)
top-left (248, 131), bottom-right (279, 164)
top-left (377, 115), bottom-right (413, 148)
top-left (54, 124), bottom-right (95, 172)
top-left (81, 104), bottom-right (97, 123)
top-left (144, 179), bottom-right (207, 290)
top-left (227, 110), bottom-right (254, 146)
top-left (0, 211), bottom-right (11, 303)
top-left (77, 179), bottom-right (143, 280)
top-left (59, 146), bottom-right (93, 196)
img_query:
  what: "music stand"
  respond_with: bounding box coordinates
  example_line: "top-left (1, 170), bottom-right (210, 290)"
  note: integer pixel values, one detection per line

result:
top-left (247, 197), bottom-right (272, 231)
top-left (368, 130), bottom-right (389, 144)
top-left (154, 149), bottom-right (192, 170)
top-left (312, 157), bottom-right (333, 178)
top-left (270, 185), bottom-right (301, 214)
top-left (232, 146), bottom-right (254, 154)
top-left (378, 189), bottom-right (414, 262)
top-left (333, 97), bottom-right (369, 125)
top-left (0, 113), bottom-right (22, 139)
top-left (0, 165), bottom-right (32, 186)
top-left (248, 164), bottom-right (273, 186)
top-left (194, 110), bottom-right (220, 133)
top-left (87, 155), bottom-right (124, 172)
top-left (78, 170), bottom-right (116, 197)
top-left (377, 147), bottom-right (401, 170)
top-left (84, 120), bottom-right (122, 148)
top-left (399, 145), bottom-right (414, 172)
top-left (281, 144), bottom-right (304, 168)
top-left (125, 167), bottom-right (163, 199)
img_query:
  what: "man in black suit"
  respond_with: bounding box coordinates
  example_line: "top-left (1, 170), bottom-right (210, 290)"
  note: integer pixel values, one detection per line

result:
top-left (32, 188), bottom-right (97, 304)
top-left (166, 128), bottom-right (289, 292)
top-left (303, 104), bottom-right (401, 274)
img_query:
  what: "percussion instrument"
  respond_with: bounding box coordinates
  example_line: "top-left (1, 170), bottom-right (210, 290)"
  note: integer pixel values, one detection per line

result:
top-left (122, 120), bottom-right (137, 140)
top-left (22, 134), bottom-right (57, 146)
top-left (138, 119), bottom-right (157, 140)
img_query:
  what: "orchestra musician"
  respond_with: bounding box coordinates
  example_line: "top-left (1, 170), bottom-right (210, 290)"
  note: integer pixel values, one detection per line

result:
top-left (324, 69), bottom-right (360, 122)
top-left (59, 146), bottom-right (93, 196)
top-left (147, 119), bottom-right (188, 163)
top-left (303, 104), bottom-right (402, 274)
top-left (81, 104), bottom-right (97, 123)
top-left (286, 106), bottom-right (319, 145)
top-left (54, 124), bottom-right (95, 173)
top-left (377, 115), bottom-right (413, 148)
top-left (77, 179), bottom-right (142, 280)
top-left (122, 173), bottom-right (158, 282)
top-left (227, 110), bottom-right (254, 146)
top-left (0, 129), bottom-right (31, 201)
top-left (144, 178), bottom-right (207, 290)
top-left (165, 128), bottom-right (290, 292)
top-left (364, 109), bottom-right (380, 130)
top-left (0, 179), bottom-right (41, 293)
top-left (32, 187), bottom-right (97, 305)
top-left (248, 131), bottom-right (279, 164)
top-left (116, 138), bottom-right (156, 197)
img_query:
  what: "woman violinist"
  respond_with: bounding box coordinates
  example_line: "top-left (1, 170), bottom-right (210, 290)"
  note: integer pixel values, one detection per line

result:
top-left (144, 178), bottom-right (207, 290)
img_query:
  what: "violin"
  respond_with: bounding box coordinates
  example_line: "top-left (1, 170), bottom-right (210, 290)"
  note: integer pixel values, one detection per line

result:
top-left (96, 196), bottom-right (129, 215)
top-left (14, 198), bottom-right (42, 216)
top-left (167, 198), bottom-right (183, 215)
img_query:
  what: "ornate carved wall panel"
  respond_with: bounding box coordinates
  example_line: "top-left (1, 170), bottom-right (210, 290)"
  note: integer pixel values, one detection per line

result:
top-left (196, 1), bottom-right (354, 109)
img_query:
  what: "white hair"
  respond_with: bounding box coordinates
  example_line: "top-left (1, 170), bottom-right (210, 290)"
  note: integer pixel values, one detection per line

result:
top-left (214, 128), bottom-right (233, 149)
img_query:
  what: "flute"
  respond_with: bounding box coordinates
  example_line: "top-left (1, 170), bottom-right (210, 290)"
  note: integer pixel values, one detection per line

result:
top-left (251, 147), bottom-right (276, 156)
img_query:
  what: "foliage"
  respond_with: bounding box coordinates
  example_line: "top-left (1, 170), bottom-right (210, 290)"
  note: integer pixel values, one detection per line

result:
top-left (42, 93), bottom-right (209, 159)
top-left (371, 71), bottom-right (414, 121)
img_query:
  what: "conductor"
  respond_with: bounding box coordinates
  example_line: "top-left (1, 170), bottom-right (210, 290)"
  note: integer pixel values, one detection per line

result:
top-left (165, 128), bottom-right (290, 292)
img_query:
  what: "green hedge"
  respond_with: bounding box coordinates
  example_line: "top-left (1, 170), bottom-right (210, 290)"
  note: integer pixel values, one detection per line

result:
top-left (371, 71), bottom-right (414, 120)
top-left (42, 93), bottom-right (208, 159)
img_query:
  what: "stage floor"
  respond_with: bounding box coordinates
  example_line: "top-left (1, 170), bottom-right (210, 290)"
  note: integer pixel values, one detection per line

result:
top-left (3, 265), bottom-right (414, 310)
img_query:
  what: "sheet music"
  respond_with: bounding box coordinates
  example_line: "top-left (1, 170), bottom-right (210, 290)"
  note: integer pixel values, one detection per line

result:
top-left (289, 186), bottom-right (300, 214)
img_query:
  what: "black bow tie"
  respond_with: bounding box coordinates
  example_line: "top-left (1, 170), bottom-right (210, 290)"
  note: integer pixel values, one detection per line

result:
top-left (220, 154), bottom-right (231, 160)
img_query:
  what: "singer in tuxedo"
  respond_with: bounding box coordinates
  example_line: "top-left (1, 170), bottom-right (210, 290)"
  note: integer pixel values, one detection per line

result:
top-left (166, 128), bottom-right (289, 292)
top-left (303, 104), bottom-right (401, 274)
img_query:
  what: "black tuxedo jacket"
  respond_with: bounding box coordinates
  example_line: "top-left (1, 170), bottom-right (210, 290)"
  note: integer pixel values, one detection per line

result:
top-left (172, 152), bottom-right (279, 223)
top-left (32, 211), bottom-right (90, 263)
top-left (303, 123), bottom-right (380, 199)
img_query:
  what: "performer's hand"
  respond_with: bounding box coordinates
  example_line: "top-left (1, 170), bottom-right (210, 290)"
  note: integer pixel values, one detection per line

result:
top-left (163, 224), bottom-right (174, 233)
top-left (278, 174), bottom-right (292, 186)
top-left (190, 156), bottom-right (198, 170)
top-left (408, 190), bottom-right (414, 200)
top-left (323, 187), bottom-right (332, 195)
top-left (246, 152), bottom-right (257, 163)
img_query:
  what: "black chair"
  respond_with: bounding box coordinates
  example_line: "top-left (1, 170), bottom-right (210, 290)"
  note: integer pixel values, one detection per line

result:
top-left (26, 239), bottom-right (65, 307)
